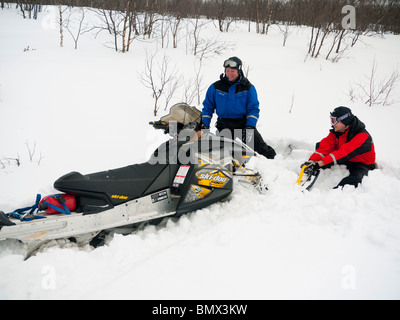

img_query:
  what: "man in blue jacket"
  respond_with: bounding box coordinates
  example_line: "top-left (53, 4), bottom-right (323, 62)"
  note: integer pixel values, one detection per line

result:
top-left (202, 56), bottom-right (276, 159)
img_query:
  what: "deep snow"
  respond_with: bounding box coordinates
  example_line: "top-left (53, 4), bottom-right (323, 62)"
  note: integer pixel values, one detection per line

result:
top-left (1, 6), bottom-right (400, 300)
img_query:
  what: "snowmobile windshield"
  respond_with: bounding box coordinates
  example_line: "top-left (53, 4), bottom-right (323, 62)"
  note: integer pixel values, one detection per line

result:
top-left (161, 103), bottom-right (202, 127)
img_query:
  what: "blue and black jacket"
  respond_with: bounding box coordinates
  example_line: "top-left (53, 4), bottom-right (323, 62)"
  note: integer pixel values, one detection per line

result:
top-left (202, 74), bottom-right (260, 128)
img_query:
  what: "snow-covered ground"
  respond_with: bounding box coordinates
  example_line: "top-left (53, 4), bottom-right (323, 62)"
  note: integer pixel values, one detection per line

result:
top-left (1, 6), bottom-right (400, 300)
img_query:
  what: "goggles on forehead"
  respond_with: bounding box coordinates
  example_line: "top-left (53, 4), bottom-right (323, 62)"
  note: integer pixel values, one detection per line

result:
top-left (223, 59), bottom-right (241, 69)
top-left (330, 112), bottom-right (351, 126)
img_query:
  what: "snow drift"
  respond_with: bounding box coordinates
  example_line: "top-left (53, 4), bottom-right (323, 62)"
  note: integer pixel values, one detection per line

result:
top-left (1, 7), bottom-right (400, 300)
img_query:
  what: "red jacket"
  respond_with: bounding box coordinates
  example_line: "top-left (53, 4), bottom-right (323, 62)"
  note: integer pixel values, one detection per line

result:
top-left (309, 117), bottom-right (376, 168)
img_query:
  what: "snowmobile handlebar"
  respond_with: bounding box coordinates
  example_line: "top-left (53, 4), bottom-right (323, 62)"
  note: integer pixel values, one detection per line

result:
top-left (150, 120), bottom-right (187, 135)
top-left (149, 120), bottom-right (170, 134)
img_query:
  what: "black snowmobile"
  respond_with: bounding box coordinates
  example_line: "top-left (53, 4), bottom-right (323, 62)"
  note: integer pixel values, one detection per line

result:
top-left (0, 103), bottom-right (265, 252)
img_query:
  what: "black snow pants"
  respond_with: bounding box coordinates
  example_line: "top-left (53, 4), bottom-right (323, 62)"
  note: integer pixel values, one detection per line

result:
top-left (335, 162), bottom-right (376, 189)
top-left (216, 118), bottom-right (276, 160)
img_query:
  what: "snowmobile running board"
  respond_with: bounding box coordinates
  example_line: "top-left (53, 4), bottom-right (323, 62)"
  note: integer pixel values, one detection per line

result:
top-left (0, 189), bottom-right (179, 244)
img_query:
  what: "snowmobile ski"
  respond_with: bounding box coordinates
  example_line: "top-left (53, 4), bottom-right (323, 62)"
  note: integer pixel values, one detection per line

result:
top-left (297, 164), bottom-right (320, 191)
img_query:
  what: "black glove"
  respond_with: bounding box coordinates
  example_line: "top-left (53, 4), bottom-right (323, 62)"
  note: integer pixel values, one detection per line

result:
top-left (300, 161), bottom-right (312, 169)
top-left (242, 126), bottom-right (255, 145)
top-left (200, 123), bottom-right (209, 130)
top-left (301, 161), bottom-right (320, 170)
top-left (305, 162), bottom-right (320, 175)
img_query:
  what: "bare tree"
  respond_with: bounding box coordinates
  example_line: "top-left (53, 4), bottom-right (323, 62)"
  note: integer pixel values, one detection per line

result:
top-left (137, 51), bottom-right (179, 116)
top-left (179, 61), bottom-right (205, 106)
top-left (188, 18), bottom-right (213, 56)
top-left (0, 156), bottom-right (20, 168)
top-left (193, 33), bottom-right (236, 61)
top-left (142, 0), bottom-right (157, 39)
top-left (121, 0), bottom-right (131, 53)
top-left (159, 0), bottom-right (169, 48)
top-left (64, 7), bottom-right (90, 49)
top-left (169, 16), bottom-right (183, 49)
top-left (263, 0), bottom-right (274, 35)
top-left (349, 58), bottom-right (400, 106)
top-left (25, 140), bottom-right (36, 162)
top-left (88, 5), bottom-right (139, 53)
top-left (289, 90), bottom-right (295, 113)
top-left (193, 61), bottom-right (206, 106)
top-left (97, 8), bottom-right (121, 51)
top-left (215, 0), bottom-right (237, 32)
top-left (59, 2), bottom-right (64, 47)
top-left (325, 29), bottom-right (351, 62)
top-left (16, 1), bottom-right (41, 20)
top-left (277, 22), bottom-right (292, 47)
top-left (165, 76), bottom-right (182, 110)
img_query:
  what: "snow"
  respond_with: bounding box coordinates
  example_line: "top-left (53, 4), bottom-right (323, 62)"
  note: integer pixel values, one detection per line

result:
top-left (1, 6), bottom-right (400, 300)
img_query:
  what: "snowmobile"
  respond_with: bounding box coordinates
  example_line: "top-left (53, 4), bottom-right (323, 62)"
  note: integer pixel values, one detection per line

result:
top-left (0, 103), bottom-right (265, 255)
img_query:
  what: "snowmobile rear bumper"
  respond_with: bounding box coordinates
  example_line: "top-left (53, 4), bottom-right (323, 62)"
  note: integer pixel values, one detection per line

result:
top-left (0, 211), bottom-right (16, 229)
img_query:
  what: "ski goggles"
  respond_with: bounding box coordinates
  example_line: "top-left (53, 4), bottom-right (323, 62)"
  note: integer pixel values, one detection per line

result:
top-left (330, 112), bottom-right (351, 126)
top-left (223, 59), bottom-right (240, 69)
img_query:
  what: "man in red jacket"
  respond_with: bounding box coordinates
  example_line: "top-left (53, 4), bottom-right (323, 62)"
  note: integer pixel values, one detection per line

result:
top-left (305, 106), bottom-right (376, 188)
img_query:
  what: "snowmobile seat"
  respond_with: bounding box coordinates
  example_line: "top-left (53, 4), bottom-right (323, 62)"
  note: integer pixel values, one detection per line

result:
top-left (54, 162), bottom-right (171, 214)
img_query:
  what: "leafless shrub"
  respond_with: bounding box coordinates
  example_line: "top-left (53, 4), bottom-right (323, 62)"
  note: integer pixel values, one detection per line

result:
top-left (180, 63), bottom-right (205, 106)
top-left (181, 78), bottom-right (197, 106)
top-left (25, 140), bottom-right (37, 162)
top-left (242, 64), bottom-right (251, 79)
top-left (25, 140), bottom-right (44, 165)
top-left (349, 58), bottom-right (400, 107)
top-left (169, 16), bottom-right (183, 49)
top-left (196, 36), bottom-right (236, 61)
top-left (64, 7), bottom-right (91, 49)
top-left (185, 18), bottom-right (235, 60)
top-left (137, 50), bottom-right (179, 116)
top-left (0, 141), bottom-right (44, 169)
top-left (289, 91), bottom-right (295, 113)
top-left (193, 61), bottom-right (206, 106)
top-left (87, 5), bottom-right (140, 53)
top-left (164, 75), bottom-right (182, 111)
top-left (277, 22), bottom-right (292, 47)
top-left (0, 156), bottom-right (20, 169)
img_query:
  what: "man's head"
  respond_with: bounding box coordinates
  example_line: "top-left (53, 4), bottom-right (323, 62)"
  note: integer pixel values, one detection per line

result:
top-left (223, 57), bottom-right (242, 82)
top-left (330, 106), bottom-right (354, 133)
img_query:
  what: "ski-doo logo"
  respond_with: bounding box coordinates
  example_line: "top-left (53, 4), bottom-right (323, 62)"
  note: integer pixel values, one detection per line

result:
top-left (198, 173), bottom-right (227, 182)
top-left (197, 171), bottom-right (229, 188)
top-left (111, 195), bottom-right (128, 200)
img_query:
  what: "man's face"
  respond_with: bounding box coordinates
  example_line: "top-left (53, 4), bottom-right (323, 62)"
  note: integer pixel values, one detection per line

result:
top-left (225, 67), bottom-right (239, 82)
top-left (333, 121), bottom-right (348, 133)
